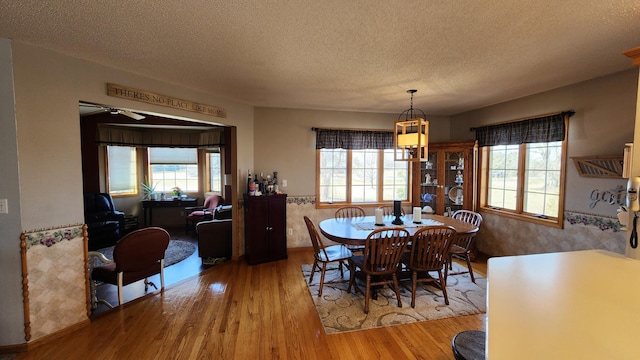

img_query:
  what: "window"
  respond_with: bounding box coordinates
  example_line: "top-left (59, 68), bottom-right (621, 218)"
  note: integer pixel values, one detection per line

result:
top-left (148, 147), bottom-right (198, 193)
top-left (317, 148), bottom-right (409, 205)
top-left (106, 146), bottom-right (137, 196)
top-left (478, 112), bottom-right (571, 227)
top-left (207, 150), bottom-right (222, 193)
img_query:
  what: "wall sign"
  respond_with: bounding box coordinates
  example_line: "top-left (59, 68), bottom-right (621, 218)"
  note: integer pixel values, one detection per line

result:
top-left (107, 83), bottom-right (227, 118)
top-left (589, 185), bottom-right (625, 208)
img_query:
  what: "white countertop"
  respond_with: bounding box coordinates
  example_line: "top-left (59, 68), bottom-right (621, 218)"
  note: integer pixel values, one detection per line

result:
top-left (487, 249), bottom-right (640, 360)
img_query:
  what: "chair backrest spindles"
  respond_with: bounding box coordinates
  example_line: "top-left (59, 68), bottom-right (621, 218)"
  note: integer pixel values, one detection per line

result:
top-left (409, 226), bottom-right (456, 271)
top-left (335, 206), bottom-right (366, 219)
top-left (362, 228), bottom-right (410, 274)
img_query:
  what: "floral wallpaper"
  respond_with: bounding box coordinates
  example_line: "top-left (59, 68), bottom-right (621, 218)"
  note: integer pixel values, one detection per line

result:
top-left (24, 224), bottom-right (87, 341)
top-left (283, 196), bottom-right (628, 256)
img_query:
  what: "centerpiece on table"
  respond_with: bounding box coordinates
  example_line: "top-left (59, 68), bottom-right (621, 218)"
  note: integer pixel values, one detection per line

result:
top-left (172, 186), bottom-right (183, 200)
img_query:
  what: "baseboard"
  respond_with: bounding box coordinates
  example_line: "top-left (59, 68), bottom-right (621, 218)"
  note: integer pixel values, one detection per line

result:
top-left (0, 318), bottom-right (90, 355)
top-left (0, 342), bottom-right (27, 354)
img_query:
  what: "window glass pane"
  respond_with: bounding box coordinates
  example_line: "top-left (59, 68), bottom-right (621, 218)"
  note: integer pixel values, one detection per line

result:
top-left (318, 148), bottom-right (409, 205)
top-left (319, 150), bottom-right (347, 202)
top-left (485, 139), bottom-right (563, 219)
top-left (107, 146), bottom-right (137, 195)
top-left (352, 150), bottom-right (378, 203)
top-left (524, 142), bottom-right (560, 216)
top-left (208, 152), bottom-right (221, 192)
top-left (149, 147), bottom-right (198, 192)
top-left (487, 145), bottom-right (519, 210)
top-left (383, 149), bottom-right (408, 201)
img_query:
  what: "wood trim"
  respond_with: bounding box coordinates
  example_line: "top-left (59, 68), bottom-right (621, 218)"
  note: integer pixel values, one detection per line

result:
top-left (571, 156), bottom-right (624, 178)
top-left (0, 343), bottom-right (28, 354)
top-left (19, 232), bottom-right (31, 342)
top-left (83, 224), bottom-right (91, 317)
top-left (623, 46), bottom-right (640, 66)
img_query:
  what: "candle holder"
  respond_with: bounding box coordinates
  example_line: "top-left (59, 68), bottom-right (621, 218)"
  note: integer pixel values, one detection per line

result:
top-left (392, 200), bottom-right (404, 225)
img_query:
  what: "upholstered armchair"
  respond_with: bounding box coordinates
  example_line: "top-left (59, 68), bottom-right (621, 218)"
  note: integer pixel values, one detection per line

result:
top-left (90, 227), bottom-right (170, 307)
top-left (185, 194), bottom-right (223, 234)
top-left (83, 192), bottom-right (126, 250)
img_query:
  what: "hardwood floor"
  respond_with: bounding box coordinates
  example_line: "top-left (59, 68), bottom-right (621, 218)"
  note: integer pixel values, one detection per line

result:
top-left (15, 247), bottom-right (488, 360)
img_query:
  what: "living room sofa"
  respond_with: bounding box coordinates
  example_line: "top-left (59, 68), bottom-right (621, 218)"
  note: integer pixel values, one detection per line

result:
top-left (83, 192), bottom-right (126, 250)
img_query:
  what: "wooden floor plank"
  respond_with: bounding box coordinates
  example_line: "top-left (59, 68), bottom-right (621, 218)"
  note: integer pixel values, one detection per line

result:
top-left (14, 249), bottom-right (487, 360)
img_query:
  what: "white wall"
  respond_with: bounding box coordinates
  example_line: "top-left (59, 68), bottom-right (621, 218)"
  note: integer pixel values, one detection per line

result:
top-left (0, 39), bottom-right (255, 345)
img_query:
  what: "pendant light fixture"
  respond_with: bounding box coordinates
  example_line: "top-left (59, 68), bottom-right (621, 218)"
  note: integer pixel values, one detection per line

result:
top-left (394, 89), bottom-right (429, 161)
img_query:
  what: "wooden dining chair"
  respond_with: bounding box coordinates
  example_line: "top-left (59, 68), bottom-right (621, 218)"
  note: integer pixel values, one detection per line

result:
top-left (400, 225), bottom-right (456, 306)
top-left (335, 206), bottom-right (366, 219)
top-left (334, 206), bottom-right (366, 254)
top-left (304, 216), bottom-right (353, 296)
top-left (347, 228), bottom-right (410, 314)
top-left (447, 210), bottom-right (483, 283)
top-left (377, 205), bottom-right (405, 216)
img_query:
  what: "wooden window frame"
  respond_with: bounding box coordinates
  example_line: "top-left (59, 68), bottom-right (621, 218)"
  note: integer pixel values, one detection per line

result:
top-left (478, 121), bottom-right (568, 228)
top-left (315, 149), bottom-right (410, 209)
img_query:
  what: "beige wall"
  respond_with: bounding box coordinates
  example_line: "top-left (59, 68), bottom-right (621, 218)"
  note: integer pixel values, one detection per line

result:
top-left (253, 107), bottom-right (451, 197)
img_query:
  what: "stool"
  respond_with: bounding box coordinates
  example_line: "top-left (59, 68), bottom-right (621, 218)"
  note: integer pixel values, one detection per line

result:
top-left (452, 330), bottom-right (485, 360)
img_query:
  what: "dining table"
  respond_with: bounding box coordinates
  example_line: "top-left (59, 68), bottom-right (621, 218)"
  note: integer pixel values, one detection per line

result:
top-left (318, 214), bottom-right (478, 246)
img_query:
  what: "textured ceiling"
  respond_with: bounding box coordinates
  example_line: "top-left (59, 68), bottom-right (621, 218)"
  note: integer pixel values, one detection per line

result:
top-left (1, 1), bottom-right (639, 115)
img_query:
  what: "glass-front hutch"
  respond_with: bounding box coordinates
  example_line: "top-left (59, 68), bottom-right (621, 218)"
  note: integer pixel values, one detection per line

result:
top-left (412, 140), bottom-right (478, 215)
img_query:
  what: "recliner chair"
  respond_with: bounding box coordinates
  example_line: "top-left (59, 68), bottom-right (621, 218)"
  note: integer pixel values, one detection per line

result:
top-left (83, 192), bottom-right (126, 250)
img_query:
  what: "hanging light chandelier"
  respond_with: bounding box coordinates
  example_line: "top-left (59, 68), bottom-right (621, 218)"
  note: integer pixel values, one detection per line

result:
top-left (394, 89), bottom-right (429, 161)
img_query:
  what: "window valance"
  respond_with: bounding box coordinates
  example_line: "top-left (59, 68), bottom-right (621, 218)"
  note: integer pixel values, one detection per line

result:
top-left (96, 125), bottom-right (224, 148)
top-left (472, 111), bottom-right (574, 147)
top-left (313, 128), bottom-right (394, 150)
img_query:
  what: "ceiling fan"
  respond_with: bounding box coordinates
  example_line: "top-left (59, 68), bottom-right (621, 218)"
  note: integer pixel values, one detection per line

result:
top-left (108, 108), bottom-right (146, 120)
top-left (79, 103), bottom-right (146, 120)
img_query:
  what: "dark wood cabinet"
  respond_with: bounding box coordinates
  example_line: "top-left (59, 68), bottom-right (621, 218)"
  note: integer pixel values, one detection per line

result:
top-left (243, 194), bottom-right (287, 265)
top-left (412, 140), bottom-right (478, 215)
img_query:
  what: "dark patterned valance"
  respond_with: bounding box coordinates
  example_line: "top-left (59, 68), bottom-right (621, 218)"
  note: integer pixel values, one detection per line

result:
top-left (97, 125), bottom-right (224, 148)
top-left (472, 111), bottom-right (574, 147)
top-left (313, 128), bottom-right (394, 150)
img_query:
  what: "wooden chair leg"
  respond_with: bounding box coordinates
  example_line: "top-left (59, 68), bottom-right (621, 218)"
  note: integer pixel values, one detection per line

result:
top-left (438, 270), bottom-right (449, 305)
top-left (318, 263), bottom-right (327, 296)
top-left (309, 259), bottom-right (319, 284)
top-left (347, 261), bottom-right (356, 293)
top-left (465, 254), bottom-right (475, 283)
top-left (411, 271), bottom-right (418, 308)
top-left (364, 274), bottom-right (371, 314)
top-left (392, 273), bottom-right (402, 308)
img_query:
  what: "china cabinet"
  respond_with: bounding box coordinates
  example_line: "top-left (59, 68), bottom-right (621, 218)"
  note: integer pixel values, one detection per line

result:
top-left (412, 140), bottom-right (478, 215)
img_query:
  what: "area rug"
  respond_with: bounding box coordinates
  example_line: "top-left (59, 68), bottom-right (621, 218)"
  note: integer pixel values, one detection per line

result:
top-left (96, 240), bottom-right (196, 267)
top-left (301, 263), bottom-right (486, 334)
